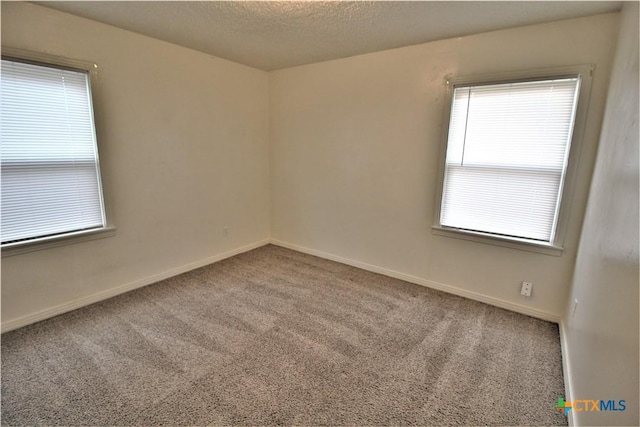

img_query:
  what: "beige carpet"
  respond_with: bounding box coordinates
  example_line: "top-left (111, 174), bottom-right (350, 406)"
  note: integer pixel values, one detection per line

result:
top-left (1, 244), bottom-right (567, 426)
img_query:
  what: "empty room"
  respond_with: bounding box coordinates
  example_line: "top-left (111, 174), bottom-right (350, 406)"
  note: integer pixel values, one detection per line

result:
top-left (1, 1), bottom-right (638, 426)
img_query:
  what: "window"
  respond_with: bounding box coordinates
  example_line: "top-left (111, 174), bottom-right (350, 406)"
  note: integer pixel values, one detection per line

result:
top-left (434, 67), bottom-right (592, 253)
top-left (1, 52), bottom-right (111, 253)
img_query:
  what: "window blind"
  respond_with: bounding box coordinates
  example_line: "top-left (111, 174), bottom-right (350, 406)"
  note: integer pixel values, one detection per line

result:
top-left (1, 59), bottom-right (105, 245)
top-left (440, 77), bottom-right (580, 243)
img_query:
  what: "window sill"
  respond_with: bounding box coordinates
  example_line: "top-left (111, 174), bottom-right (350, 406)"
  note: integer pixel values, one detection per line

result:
top-left (1, 226), bottom-right (116, 257)
top-left (431, 226), bottom-right (563, 256)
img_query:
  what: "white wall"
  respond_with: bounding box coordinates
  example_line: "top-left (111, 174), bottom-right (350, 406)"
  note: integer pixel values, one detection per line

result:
top-left (1, 3), bottom-right (270, 329)
top-left (270, 13), bottom-right (619, 320)
top-left (561, 3), bottom-right (639, 426)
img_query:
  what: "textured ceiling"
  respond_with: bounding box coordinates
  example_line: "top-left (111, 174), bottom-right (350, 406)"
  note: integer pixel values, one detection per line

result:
top-left (35, 1), bottom-right (622, 71)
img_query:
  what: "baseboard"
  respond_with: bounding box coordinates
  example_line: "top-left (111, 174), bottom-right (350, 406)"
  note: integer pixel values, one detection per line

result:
top-left (559, 319), bottom-right (576, 426)
top-left (1, 239), bottom-right (270, 333)
top-left (2, 237), bottom-right (560, 332)
top-left (269, 239), bottom-right (560, 323)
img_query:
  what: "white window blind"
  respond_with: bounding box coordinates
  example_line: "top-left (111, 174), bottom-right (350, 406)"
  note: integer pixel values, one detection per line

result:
top-left (440, 77), bottom-right (580, 243)
top-left (1, 58), bottom-right (105, 245)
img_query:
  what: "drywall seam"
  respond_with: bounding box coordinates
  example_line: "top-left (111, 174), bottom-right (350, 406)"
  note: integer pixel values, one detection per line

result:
top-left (0, 239), bottom-right (271, 333)
top-left (559, 319), bottom-right (576, 426)
top-left (270, 238), bottom-right (561, 323)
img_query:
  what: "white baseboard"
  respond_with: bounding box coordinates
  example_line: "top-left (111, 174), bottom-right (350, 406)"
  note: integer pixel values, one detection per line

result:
top-left (2, 237), bottom-right (560, 333)
top-left (269, 239), bottom-right (560, 323)
top-left (1, 239), bottom-right (270, 333)
top-left (559, 320), bottom-right (576, 426)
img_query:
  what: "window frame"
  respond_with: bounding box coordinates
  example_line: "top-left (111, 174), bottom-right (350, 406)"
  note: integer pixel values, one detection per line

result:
top-left (432, 64), bottom-right (594, 256)
top-left (1, 47), bottom-right (115, 257)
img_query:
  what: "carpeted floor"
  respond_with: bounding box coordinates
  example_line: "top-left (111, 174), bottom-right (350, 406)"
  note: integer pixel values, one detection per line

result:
top-left (1, 244), bottom-right (567, 426)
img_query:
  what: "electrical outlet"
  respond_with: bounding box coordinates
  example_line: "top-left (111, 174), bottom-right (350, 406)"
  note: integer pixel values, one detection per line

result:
top-left (520, 281), bottom-right (533, 297)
